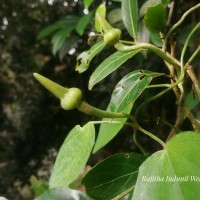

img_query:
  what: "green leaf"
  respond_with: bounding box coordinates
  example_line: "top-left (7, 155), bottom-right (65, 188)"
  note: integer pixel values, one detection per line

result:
top-left (76, 41), bottom-right (106, 73)
top-left (37, 16), bottom-right (79, 40)
top-left (30, 176), bottom-right (49, 196)
top-left (58, 36), bottom-right (78, 61)
top-left (138, 20), bottom-right (150, 43)
top-left (132, 131), bottom-right (200, 200)
top-left (122, 0), bottom-right (138, 39)
top-left (82, 153), bottom-right (147, 200)
top-left (93, 70), bottom-right (162, 153)
top-left (162, 0), bottom-right (170, 4)
top-left (185, 90), bottom-right (200, 110)
top-left (75, 12), bottom-right (94, 35)
top-left (36, 187), bottom-right (89, 200)
top-left (107, 8), bottom-right (122, 25)
top-left (49, 123), bottom-right (95, 188)
top-left (109, 70), bottom-right (163, 112)
top-left (51, 27), bottom-right (74, 55)
top-left (95, 3), bottom-right (106, 32)
top-left (92, 104), bottom-right (133, 154)
top-left (150, 32), bottom-right (163, 47)
top-left (144, 3), bottom-right (166, 34)
top-left (37, 21), bottom-right (66, 40)
top-left (139, 0), bottom-right (162, 17)
top-left (89, 50), bottom-right (141, 90)
top-left (83, 0), bottom-right (94, 8)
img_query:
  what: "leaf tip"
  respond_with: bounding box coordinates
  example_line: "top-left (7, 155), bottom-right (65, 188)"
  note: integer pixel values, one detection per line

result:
top-left (88, 82), bottom-right (93, 90)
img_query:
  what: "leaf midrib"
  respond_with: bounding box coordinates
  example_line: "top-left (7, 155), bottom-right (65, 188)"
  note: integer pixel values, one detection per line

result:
top-left (86, 170), bottom-right (138, 190)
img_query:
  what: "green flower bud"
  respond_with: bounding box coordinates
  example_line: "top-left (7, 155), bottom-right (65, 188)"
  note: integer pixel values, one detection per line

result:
top-left (104, 28), bottom-right (121, 45)
top-left (33, 73), bottom-right (68, 99)
top-left (60, 88), bottom-right (82, 110)
top-left (33, 73), bottom-right (83, 110)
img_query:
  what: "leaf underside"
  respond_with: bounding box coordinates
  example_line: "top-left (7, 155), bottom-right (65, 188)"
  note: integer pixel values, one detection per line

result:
top-left (132, 132), bottom-right (200, 200)
top-left (49, 123), bottom-right (95, 188)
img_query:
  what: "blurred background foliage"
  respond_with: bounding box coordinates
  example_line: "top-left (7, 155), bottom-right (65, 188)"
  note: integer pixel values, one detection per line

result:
top-left (0, 0), bottom-right (200, 199)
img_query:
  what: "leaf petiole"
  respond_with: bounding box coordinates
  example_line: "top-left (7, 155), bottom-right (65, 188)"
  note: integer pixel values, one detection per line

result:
top-left (138, 126), bottom-right (166, 149)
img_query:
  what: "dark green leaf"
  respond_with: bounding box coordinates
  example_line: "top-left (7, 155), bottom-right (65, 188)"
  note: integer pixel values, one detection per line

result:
top-left (185, 90), bottom-right (200, 110)
top-left (49, 123), bottom-right (95, 188)
top-left (58, 36), bottom-right (78, 60)
top-left (144, 3), bottom-right (166, 34)
top-left (89, 50), bottom-right (141, 90)
top-left (75, 12), bottom-right (94, 35)
top-left (132, 132), bottom-right (200, 200)
top-left (76, 41), bottom-right (106, 73)
top-left (51, 27), bottom-right (74, 55)
top-left (36, 187), bottom-right (89, 200)
top-left (139, 0), bottom-right (162, 17)
top-left (37, 21), bottom-right (66, 40)
top-left (37, 16), bottom-right (79, 40)
top-left (82, 153), bottom-right (147, 200)
top-left (122, 0), bottom-right (138, 39)
top-left (162, 0), bottom-right (170, 4)
top-left (93, 70), bottom-right (163, 153)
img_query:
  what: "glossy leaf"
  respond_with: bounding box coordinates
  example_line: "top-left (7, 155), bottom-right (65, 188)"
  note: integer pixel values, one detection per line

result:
top-left (132, 131), bottom-right (200, 200)
top-left (109, 70), bottom-right (163, 112)
top-left (95, 3), bottom-right (106, 32)
top-left (122, 0), bottom-right (138, 39)
top-left (144, 3), bottom-right (166, 34)
top-left (93, 70), bottom-right (162, 153)
top-left (82, 153), bottom-right (147, 200)
top-left (49, 123), bottom-right (95, 188)
top-left (36, 187), bottom-right (89, 200)
top-left (89, 50), bottom-right (141, 90)
top-left (76, 41), bottom-right (106, 73)
top-left (75, 12), bottom-right (94, 35)
top-left (83, 0), bottom-right (94, 8)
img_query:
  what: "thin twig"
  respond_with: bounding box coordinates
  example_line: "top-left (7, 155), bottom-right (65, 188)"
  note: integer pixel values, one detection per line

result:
top-left (163, 3), bottom-right (200, 51)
